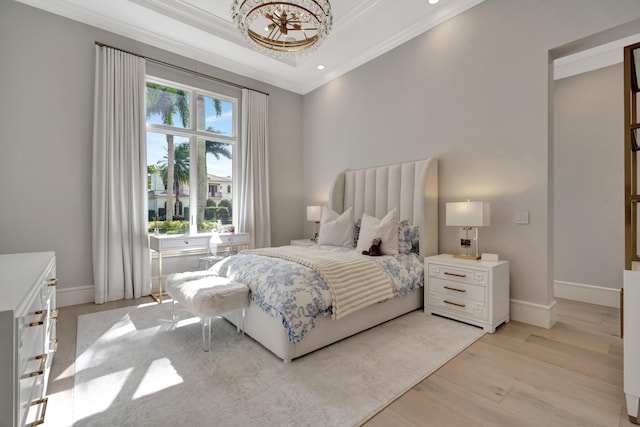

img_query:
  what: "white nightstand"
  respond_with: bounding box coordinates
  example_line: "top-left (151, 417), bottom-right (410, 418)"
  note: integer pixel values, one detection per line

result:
top-left (424, 254), bottom-right (509, 333)
top-left (290, 239), bottom-right (317, 247)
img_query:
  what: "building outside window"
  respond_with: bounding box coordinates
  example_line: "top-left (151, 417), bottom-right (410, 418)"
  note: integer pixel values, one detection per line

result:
top-left (146, 77), bottom-right (237, 234)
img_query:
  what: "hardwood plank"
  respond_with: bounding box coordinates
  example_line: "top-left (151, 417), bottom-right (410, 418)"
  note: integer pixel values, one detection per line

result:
top-left (497, 319), bottom-right (613, 354)
top-left (410, 375), bottom-right (532, 427)
top-left (497, 386), bottom-right (615, 427)
top-left (523, 334), bottom-right (621, 370)
top-left (480, 330), bottom-right (623, 387)
top-left (365, 388), bottom-right (483, 427)
top-left (446, 340), bottom-right (625, 411)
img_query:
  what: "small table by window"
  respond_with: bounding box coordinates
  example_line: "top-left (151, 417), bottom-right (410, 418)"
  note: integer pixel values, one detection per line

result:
top-left (149, 233), bottom-right (249, 303)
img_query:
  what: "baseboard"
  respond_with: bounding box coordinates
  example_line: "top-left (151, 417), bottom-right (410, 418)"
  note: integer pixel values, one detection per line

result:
top-left (554, 280), bottom-right (620, 308)
top-left (56, 285), bottom-right (94, 307)
top-left (510, 298), bottom-right (557, 329)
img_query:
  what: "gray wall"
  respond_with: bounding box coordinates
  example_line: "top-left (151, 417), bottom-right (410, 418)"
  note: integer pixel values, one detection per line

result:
top-left (302, 0), bottom-right (640, 308)
top-left (554, 64), bottom-right (624, 290)
top-left (0, 0), bottom-right (304, 292)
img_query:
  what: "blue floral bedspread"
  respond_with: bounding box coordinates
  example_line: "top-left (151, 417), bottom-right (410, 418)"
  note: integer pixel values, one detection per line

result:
top-left (208, 245), bottom-right (423, 343)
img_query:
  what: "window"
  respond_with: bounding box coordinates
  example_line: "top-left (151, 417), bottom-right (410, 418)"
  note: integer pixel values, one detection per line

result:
top-left (146, 78), bottom-right (237, 234)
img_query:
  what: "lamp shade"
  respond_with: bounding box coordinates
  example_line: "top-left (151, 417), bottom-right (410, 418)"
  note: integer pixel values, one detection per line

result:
top-left (307, 206), bottom-right (322, 222)
top-left (446, 201), bottom-right (490, 227)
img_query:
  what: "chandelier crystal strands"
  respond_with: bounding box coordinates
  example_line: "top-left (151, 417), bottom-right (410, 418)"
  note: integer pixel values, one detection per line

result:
top-left (231, 0), bottom-right (333, 58)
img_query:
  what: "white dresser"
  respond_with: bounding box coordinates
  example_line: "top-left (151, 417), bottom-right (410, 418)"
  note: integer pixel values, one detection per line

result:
top-left (0, 252), bottom-right (57, 427)
top-left (424, 254), bottom-right (509, 333)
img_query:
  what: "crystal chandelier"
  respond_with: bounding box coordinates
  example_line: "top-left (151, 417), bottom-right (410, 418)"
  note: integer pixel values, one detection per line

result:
top-left (231, 0), bottom-right (333, 58)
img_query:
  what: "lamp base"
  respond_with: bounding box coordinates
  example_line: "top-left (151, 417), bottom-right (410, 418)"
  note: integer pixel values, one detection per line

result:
top-left (453, 254), bottom-right (481, 260)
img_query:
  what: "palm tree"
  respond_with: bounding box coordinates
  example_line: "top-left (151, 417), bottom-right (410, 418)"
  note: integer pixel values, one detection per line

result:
top-left (196, 95), bottom-right (232, 225)
top-left (147, 164), bottom-right (158, 190)
top-left (157, 143), bottom-right (190, 217)
top-left (146, 83), bottom-right (189, 220)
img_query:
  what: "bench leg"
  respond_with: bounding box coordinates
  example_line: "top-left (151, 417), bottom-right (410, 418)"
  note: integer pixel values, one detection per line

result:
top-left (172, 299), bottom-right (179, 322)
top-left (237, 308), bottom-right (246, 337)
top-left (202, 317), bottom-right (211, 352)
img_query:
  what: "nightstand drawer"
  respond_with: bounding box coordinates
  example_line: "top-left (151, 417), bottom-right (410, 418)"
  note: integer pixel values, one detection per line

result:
top-left (428, 264), bottom-right (487, 286)
top-left (427, 292), bottom-right (487, 319)
top-left (429, 277), bottom-right (486, 302)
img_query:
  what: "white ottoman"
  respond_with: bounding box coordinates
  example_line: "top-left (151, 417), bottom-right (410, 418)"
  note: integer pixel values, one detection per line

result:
top-left (166, 275), bottom-right (249, 351)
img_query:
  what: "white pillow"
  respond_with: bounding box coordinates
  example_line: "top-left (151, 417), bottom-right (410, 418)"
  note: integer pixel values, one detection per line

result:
top-left (317, 207), bottom-right (354, 247)
top-left (356, 208), bottom-right (399, 256)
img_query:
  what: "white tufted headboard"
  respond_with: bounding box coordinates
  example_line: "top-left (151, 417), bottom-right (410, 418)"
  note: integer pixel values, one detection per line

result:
top-left (328, 158), bottom-right (438, 259)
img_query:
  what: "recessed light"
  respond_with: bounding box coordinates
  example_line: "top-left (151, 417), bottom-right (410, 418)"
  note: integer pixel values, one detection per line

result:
top-left (317, 65), bottom-right (325, 70)
top-left (429, 0), bottom-right (439, 4)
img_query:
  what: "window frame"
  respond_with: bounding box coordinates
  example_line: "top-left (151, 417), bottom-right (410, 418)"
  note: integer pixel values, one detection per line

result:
top-left (146, 76), bottom-right (239, 235)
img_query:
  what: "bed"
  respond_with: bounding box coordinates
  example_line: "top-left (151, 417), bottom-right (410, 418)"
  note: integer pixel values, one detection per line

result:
top-left (213, 157), bottom-right (438, 362)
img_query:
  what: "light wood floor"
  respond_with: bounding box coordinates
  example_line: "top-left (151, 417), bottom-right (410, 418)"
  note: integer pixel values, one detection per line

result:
top-left (45, 298), bottom-right (634, 426)
top-left (366, 298), bottom-right (634, 427)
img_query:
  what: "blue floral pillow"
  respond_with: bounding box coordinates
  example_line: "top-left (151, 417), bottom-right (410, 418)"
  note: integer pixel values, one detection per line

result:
top-left (408, 225), bottom-right (419, 254)
top-left (398, 220), bottom-right (412, 254)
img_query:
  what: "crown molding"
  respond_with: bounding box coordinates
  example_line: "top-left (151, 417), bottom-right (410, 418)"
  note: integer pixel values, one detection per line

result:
top-left (554, 33), bottom-right (640, 80)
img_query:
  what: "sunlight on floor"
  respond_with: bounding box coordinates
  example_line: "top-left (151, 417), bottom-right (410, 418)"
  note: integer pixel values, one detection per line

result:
top-left (133, 357), bottom-right (183, 399)
top-left (74, 368), bottom-right (134, 420)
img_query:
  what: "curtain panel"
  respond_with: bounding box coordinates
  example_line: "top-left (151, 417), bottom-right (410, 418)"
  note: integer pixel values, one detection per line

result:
top-left (92, 45), bottom-right (149, 304)
top-left (238, 89), bottom-right (271, 249)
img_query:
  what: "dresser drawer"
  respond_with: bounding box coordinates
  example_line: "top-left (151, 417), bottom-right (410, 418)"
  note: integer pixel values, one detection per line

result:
top-left (427, 292), bottom-right (488, 320)
top-left (18, 309), bottom-right (47, 377)
top-left (429, 277), bottom-right (486, 302)
top-left (427, 263), bottom-right (487, 286)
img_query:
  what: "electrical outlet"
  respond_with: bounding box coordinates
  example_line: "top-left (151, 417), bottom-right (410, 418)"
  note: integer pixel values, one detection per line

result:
top-left (514, 211), bottom-right (529, 224)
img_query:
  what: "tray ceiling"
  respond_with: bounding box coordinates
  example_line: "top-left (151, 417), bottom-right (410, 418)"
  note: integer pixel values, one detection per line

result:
top-left (15, 0), bottom-right (485, 94)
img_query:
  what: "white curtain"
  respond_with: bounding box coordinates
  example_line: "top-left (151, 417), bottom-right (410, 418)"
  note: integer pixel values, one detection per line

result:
top-left (92, 46), bottom-right (149, 304)
top-left (238, 89), bottom-right (271, 248)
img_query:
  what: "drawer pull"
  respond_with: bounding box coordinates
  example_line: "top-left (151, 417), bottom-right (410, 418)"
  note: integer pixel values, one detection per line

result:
top-left (28, 397), bottom-right (48, 427)
top-left (26, 354), bottom-right (47, 378)
top-left (444, 286), bottom-right (466, 293)
top-left (47, 278), bottom-right (58, 287)
top-left (29, 311), bottom-right (47, 327)
top-left (444, 272), bottom-right (467, 278)
top-left (444, 300), bottom-right (466, 308)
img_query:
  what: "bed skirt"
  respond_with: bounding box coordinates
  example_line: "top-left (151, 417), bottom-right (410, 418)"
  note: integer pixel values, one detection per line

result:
top-left (225, 287), bottom-right (424, 362)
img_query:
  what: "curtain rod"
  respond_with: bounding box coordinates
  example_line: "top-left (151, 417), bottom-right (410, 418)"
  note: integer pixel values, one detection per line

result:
top-left (95, 41), bottom-right (269, 96)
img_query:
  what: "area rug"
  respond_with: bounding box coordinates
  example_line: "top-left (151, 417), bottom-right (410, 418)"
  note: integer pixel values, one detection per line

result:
top-left (73, 302), bottom-right (484, 426)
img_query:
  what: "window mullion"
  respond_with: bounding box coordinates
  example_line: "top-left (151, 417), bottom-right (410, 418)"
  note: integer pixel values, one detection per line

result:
top-left (189, 136), bottom-right (198, 235)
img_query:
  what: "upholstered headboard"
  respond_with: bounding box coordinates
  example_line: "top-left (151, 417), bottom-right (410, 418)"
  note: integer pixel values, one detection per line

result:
top-left (328, 158), bottom-right (438, 259)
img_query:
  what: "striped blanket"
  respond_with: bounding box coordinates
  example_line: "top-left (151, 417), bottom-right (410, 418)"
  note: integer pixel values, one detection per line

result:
top-left (243, 246), bottom-right (394, 319)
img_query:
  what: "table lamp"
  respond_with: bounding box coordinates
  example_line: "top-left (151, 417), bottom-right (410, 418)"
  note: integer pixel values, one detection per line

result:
top-left (446, 201), bottom-right (490, 260)
top-left (307, 206), bottom-right (322, 241)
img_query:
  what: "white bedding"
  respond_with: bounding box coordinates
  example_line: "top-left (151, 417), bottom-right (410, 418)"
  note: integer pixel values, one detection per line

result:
top-left (208, 244), bottom-right (424, 344)
top-left (242, 246), bottom-right (394, 320)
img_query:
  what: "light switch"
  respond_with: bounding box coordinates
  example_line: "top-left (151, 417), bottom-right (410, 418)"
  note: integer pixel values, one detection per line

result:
top-left (514, 211), bottom-right (529, 224)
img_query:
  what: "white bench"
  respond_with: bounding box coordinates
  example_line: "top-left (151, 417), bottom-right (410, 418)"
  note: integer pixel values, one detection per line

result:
top-left (165, 273), bottom-right (249, 351)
